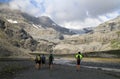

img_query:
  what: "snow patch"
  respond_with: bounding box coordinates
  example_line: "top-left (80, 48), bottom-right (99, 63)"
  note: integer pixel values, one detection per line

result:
top-left (7, 19), bottom-right (18, 23)
top-left (32, 24), bottom-right (39, 29)
top-left (32, 24), bottom-right (42, 29)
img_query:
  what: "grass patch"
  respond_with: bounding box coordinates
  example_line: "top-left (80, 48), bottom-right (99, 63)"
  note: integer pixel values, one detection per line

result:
top-left (84, 50), bottom-right (120, 58)
top-left (83, 57), bottom-right (120, 63)
top-left (30, 49), bottom-right (120, 58)
top-left (111, 39), bottom-right (120, 49)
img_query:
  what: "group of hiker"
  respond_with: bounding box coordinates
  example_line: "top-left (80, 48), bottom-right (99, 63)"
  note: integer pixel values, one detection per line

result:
top-left (35, 54), bottom-right (54, 70)
top-left (35, 52), bottom-right (83, 71)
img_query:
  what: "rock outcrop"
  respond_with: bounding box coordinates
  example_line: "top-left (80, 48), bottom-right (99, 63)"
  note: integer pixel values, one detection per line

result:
top-left (0, 17), bottom-right (55, 57)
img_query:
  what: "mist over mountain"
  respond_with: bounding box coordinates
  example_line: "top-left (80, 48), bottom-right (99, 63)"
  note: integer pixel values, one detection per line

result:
top-left (0, 4), bottom-right (76, 42)
top-left (21, 13), bottom-right (76, 35)
top-left (71, 27), bottom-right (94, 34)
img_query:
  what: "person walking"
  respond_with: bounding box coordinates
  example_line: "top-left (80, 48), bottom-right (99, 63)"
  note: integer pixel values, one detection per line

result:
top-left (49, 53), bottom-right (54, 70)
top-left (75, 52), bottom-right (83, 71)
top-left (41, 54), bottom-right (46, 67)
top-left (35, 54), bottom-right (41, 69)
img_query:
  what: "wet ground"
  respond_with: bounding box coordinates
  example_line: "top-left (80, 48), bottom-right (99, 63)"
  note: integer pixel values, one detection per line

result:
top-left (0, 59), bottom-right (120, 79)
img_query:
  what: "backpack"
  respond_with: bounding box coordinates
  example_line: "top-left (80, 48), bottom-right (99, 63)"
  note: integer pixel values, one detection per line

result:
top-left (77, 55), bottom-right (81, 61)
top-left (42, 56), bottom-right (46, 61)
top-left (38, 56), bottom-right (41, 61)
top-left (76, 54), bottom-right (83, 59)
top-left (35, 55), bottom-right (41, 61)
top-left (49, 55), bottom-right (54, 61)
top-left (77, 55), bottom-right (80, 59)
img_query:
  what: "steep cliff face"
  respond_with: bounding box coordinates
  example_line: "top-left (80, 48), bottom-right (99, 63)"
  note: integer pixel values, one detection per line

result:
top-left (0, 17), bottom-right (33, 57)
top-left (0, 17), bottom-right (55, 57)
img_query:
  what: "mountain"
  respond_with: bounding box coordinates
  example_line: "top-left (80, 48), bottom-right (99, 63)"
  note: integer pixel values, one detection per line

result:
top-left (0, 3), bottom-right (120, 57)
top-left (0, 6), bottom-right (76, 42)
top-left (22, 13), bottom-right (75, 35)
top-left (54, 16), bottom-right (120, 54)
top-left (0, 4), bottom-right (73, 57)
top-left (94, 16), bottom-right (120, 33)
top-left (0, 17), bottom-right (57, 57)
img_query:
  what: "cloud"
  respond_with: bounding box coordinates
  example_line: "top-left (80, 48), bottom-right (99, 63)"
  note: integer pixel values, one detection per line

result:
top-left (8, 0), bottom-right (120, 29)
top-left (9, 0), bottom-right (43, 16)
top-left (63, 18), bottom-right (101, 29)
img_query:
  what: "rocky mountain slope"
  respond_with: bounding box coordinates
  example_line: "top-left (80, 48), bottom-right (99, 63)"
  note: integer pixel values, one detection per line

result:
top-left (0, 6), bottom-right (75, 42)
top-left (54, 16), bottom-right (120, 54)
top-left (0, 17), bottom-right (33, 57)
top-left (0, 17), bottom-right (56, 57)
top-left (22, 13), bottom-right (75, 35)
top-left (0, 4), bottom-right (72, 57)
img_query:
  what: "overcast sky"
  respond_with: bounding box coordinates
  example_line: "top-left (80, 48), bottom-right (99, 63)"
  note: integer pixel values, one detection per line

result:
top-left (1, 0), bottom-right (120, 29)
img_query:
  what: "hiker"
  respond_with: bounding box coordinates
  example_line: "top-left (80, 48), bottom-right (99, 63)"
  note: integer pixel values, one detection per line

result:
top-left (35, 54), bottom-right (41, 69)
top-left (75, 52), bottom-right (83, 71)
top-left (49, 53), bottom-right (54, 69)
top-left (41, 54), bottom-right (46, 67)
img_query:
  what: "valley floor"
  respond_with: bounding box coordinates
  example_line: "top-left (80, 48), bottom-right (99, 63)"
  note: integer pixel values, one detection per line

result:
top-left (0, 58), bottom-right (120, 79)
top-left (14, 65), bottom-right (120, 79)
